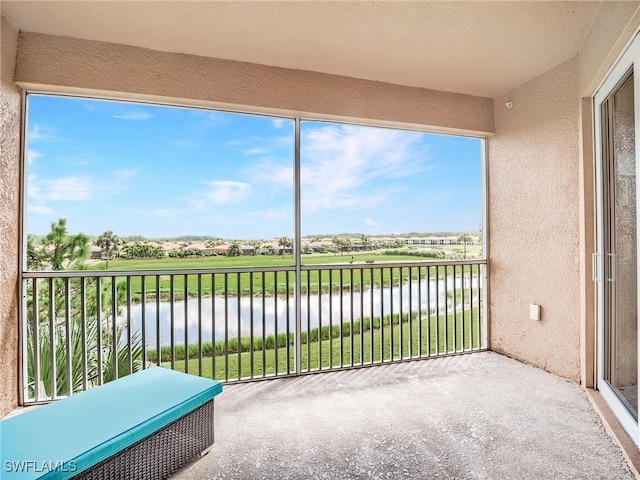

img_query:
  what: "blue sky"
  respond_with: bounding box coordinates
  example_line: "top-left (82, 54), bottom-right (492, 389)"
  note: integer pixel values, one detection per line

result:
top-left (26, 95), bottom-right (482, 239)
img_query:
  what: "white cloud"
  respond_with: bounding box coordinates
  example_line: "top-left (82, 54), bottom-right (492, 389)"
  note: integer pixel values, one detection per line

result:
top-left (245, 148), bottom-right (269, 155)
top-left (364, 218), bottom-right (380, 227)
top-left (27, 149), bottom-right (43, 165)
top-left (28, 124), bottom-right (59, 142)
top-left (300, 124), bottom-right (427, 212)
top-left (33, 175), bottom-right (94, 201)
top-left (27, 169), bottom-right (136, 203)
top-left (190, 181), bottom-right (251, 209)
top-left (112, 112), bottom-right (153, 121)
top-left (247, 161), bottom-right (293, 189)
top-left (272, 118), bottom-right (289, 129)
top-left (28, 204), bottom-right (56, 215)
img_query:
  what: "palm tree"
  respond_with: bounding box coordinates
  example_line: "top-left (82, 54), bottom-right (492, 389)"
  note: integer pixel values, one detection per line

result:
top-left (360, 234), bottom-right (372, 251)
top-left (26, 275), bottom-right (143, 397)
top-left (248, 240), bottom-right (262, 255)
top-left (332, 236), bottom-right (351, 256)
top-left (95, 230), bottom-right (122, 270)
top-left (27, 317), bottom-right (143, 397)
top-left (342, 237), bottom-right (353, 254)
top-left (331, 236), bottom-right (341, 255)
top-left (227, 241), bottom-right (241, 257)
top-left (457, 232), bottom-right (472, 259)
top-left (278, 236), bottom-right (293, 257)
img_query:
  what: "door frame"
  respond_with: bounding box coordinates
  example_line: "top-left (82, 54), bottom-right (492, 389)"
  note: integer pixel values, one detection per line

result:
top-left (594, 31), bottom-right (640, 446)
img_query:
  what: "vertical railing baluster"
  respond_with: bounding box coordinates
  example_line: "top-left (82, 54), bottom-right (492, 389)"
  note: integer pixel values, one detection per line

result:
top-left (379, 267), bottom-right (384, 363)
top-left (445, 268), bottom-right (450, 354)
top-left (184, 274), bottom-right (189, 374)
top-left (369, 268), bottom-right (374, 364)
top-left (274, 271), bottom-right (278, 375)
top-left (477, 263), bottom-right (481, 349)
top-left (96, 277), bottom-right (103, 385)
top-left (286, 271), bottom-right (290, 374)
top-left (63, 278), bottom-right (71, 397)
top-left (111, 276), bottom-right (118, 381)
top-left (141, 275), bottom-right (147, 369)
top-left (307, 269), bottom-right (311, 372)
top-left (389, 268), bottom-right (394, 360)
top-left (212, 273), bottom-right (216, 380)
top-left (478, 263), bottom-right (484, 349)
top-left (339, 269), bottom-right (344, 368)
top-left (453, 265), bottom-right (457, 352)
top-left (359, 268), bottom-right (364, 366)
top-left (198, 273), bottom-right (203, 377)
top-left (469, 264), bottom-right (474, 351)
top-left (224, 273), bottom-right (229, 381)
top-left (435, 267), bottom-right (440, 355)
top-left (408, 266), bottom-right (413, 359)
top-left (461, 265), bottom-right (466, 352)
top-left (329, 270), bottom-right (333, 368)
top-left (399, 267), bottom-right (404, 360)
top-left (170, 275), bottom-right (175, 371)
top-left (261, 271), bottom-right (266, 378)
top-left (318, 269), bottom-right (323, 370)
top-left (31, 278), bottom-right (40, 401)
top-left (417, 266), bottom-right (422, 358)
top-left (127, 276), bottom-right (133, 376)
top-left (237, 272), bottom-right (242, 379)
top-left (250, 272), bottom-right (254, 379)
top-left (80, 277), bottom-right (88, 392)
top-left (349, 267), bottom-right (354, 367)
top-left (155, 276), bottom-right (161, 367)
top-left (426, 266), bottom-right (431, 357)
top-left (48, 278), bottom-right (56, 398)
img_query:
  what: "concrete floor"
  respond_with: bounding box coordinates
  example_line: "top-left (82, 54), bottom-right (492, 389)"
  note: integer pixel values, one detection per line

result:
top-left (172, 352), bottom-right (636, 480)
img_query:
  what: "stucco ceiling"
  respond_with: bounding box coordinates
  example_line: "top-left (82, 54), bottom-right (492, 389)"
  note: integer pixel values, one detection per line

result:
top-left (1, 1), bottom-right (603, 98)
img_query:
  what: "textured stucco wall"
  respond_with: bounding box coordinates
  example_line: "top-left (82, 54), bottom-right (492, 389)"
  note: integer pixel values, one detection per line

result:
top-left (578, 2), bottom-right (640, 98)
top-left (488, 58), bottom-right (581, 382)
top-left (488, 4), bottom-right (640, 384)
top-left (14, 32), bottom-right (494, 136)
top-left (0, 15), bottom-right (22, 417)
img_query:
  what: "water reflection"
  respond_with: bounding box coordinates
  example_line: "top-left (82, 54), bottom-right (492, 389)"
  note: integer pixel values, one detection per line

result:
top-left (120, 276), bottom-right (479, 347)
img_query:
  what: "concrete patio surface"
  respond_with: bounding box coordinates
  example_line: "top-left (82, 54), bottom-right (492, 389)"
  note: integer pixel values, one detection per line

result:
top-left (172, 352), bottom-right (636, 479)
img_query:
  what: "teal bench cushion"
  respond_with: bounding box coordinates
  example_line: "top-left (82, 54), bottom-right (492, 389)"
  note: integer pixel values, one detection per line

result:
top-left (0, 367), bottom-right (222, 480)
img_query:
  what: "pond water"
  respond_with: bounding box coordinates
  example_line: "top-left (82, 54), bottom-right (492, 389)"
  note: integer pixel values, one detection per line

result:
top-left (119, 276), bottom-right (480, 347)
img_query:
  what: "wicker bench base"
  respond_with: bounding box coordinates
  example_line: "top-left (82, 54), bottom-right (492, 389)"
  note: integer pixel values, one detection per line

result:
top-left (73, 399), bottom-right (215, 480)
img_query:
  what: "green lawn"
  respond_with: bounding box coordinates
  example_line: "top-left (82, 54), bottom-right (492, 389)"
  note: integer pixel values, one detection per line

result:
top-left (88, 252), bottom-right (484, 302)
top-left (160, 307), bottom-right (483, 381)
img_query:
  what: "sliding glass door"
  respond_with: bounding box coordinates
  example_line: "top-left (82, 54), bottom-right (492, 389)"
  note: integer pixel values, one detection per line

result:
top-left (595, 35), bottom-right (640, 445)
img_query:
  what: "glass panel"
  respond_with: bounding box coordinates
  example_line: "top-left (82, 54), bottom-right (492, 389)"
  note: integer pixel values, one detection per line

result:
top-left (299, 121), bottom-right (483, 263)
top-left (25, 95), bottom-right (294, 269)
top-left (605, 71), bottom-right (638, 417)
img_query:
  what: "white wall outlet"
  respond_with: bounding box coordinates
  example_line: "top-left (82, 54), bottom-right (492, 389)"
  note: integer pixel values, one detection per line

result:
top-left (530, 304), bottom-right (541, 321)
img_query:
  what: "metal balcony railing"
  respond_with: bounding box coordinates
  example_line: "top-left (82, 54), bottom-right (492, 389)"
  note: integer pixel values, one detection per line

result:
top-left (21, 260), bottom-right (487, 403)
